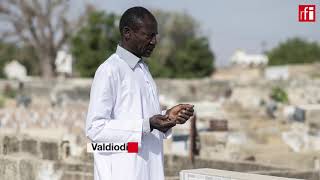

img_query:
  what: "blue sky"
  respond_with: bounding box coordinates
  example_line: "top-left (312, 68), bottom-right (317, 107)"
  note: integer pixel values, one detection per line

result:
top-left (72, 0), bottom-right (320, 67)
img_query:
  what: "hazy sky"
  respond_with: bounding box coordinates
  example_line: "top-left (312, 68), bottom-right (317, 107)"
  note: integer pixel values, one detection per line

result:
top-left (72, 0), bottom-right (320, 67)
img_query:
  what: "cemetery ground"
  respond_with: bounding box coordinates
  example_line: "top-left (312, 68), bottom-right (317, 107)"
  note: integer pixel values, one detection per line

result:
top-left (1, 65), bottom-right (320, 179)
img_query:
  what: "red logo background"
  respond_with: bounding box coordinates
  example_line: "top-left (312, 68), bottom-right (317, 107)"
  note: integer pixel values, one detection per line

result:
top-left (299, 5), bottom-right (316, 22)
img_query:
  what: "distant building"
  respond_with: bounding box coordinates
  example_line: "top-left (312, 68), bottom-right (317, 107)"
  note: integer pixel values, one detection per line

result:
top-left (230, 49), bottom-right (268, 67)
top-left (4, 60), bottom-right (27, 81)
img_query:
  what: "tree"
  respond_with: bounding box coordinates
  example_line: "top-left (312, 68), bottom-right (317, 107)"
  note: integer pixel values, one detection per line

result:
top-left (70, 10), bottom-right (214, 78)
top-left (71, 11), bottom-right (120, 77)
top-left (147, 11), bottom-right (214, 78)
top-left (268, 38), bottom-right (320, 65)
top-left (0, 0), bottom-right (84, 78)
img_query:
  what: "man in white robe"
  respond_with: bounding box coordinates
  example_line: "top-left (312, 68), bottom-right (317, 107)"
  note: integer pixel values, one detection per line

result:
top-left (86, 6), bottom-right (194, 180)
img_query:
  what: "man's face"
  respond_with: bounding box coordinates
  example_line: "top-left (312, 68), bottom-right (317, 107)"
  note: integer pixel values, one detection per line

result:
top-left (130, 17), bottom-right (158, 58)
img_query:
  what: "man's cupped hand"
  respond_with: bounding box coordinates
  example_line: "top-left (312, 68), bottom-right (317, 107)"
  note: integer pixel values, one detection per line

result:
top-left (166, 104), bottom-right (194, 124)
top-left (149, 104), bottom-right (194, 133)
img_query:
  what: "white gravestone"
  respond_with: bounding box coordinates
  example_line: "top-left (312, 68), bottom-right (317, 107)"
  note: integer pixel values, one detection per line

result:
top-left (55, 50), bottom-right (73, 76)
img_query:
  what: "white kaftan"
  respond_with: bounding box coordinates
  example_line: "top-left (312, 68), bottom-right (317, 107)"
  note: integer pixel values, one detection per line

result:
top-left (86, 45), bottom-right (171, 180)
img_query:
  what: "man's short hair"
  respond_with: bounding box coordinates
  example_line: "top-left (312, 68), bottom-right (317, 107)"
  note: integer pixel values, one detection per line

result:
top-left (119, 6), bottom-right (156, 35)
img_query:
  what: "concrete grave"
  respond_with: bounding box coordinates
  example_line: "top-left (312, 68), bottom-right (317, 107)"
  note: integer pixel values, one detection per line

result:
top-left (180, 168), bottom-right (303, 180)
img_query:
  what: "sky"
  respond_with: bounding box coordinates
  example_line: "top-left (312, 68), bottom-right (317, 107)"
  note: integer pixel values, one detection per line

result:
top-left (72, 0), bottom-right (320, 67)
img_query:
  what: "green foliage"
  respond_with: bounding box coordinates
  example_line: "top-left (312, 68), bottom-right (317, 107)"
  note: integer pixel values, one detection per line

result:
top-left (71, 10), bottom-right (214, 78)
top-left (270, 87), bottom-right (289, 103)
top-left (148, 37), bottom-right (214, 78)
top-left (71, 11), bottom-right (120, 77)
top-left (147, 11), bottom-right (214, 78)
top-left (268, 38), bottom-right (320, 65)
top-left (18, 46), bottom-right (40, 75)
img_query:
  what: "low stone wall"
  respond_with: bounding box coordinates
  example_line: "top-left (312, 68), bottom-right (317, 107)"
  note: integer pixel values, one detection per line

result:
top-left (2, 77), bottom-right (320, 105)
top-left (0, 155), bottom-right (93, 180)
top-left (1, 133), bottom-right (319, 180)
top-left (0, 133), bottom-right (93, 180)
top-left (0, 78), bottom-right (232, 102)
top-left (1, 134), bottom-right (61, 161)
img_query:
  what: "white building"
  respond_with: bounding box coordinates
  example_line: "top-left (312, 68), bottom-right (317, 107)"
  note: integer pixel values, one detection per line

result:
top-left (230, 49), bottom-right (268, 67)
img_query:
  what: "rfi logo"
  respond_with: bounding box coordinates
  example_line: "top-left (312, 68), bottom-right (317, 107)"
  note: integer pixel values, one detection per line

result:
top-left (299, 5), bottom-right (316, 22)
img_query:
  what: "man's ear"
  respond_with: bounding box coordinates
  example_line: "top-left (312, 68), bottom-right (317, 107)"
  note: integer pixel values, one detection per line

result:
top-left (123, 26), bottom-right (131, 40)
